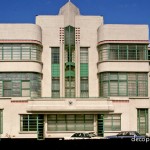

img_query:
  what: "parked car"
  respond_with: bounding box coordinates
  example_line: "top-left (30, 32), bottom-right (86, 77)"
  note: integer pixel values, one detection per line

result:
top-left (105, 131), bottom-right (146, 139)
top-left (68, 132), bottom-right (104, 140)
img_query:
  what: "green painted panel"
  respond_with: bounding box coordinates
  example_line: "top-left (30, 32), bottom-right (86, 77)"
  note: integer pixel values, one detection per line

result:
top-left (52, 64), bottom-right (60, 77)
top-left (80, 64), bottom-right (88, 77)
top-left (65, 70), bottom-right (75, 77)
top-left (65, 62), bottom-right (75, 67)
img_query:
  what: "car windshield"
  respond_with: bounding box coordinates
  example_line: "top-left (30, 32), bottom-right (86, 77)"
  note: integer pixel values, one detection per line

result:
top-left (88, 132), bottom-right (97, 137)
top-left (117, 131), bottom-right (141, 136)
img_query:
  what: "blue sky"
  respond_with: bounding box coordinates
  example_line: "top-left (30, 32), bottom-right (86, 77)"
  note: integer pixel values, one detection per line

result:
top-left (0, 0), bottom-right (150, 28)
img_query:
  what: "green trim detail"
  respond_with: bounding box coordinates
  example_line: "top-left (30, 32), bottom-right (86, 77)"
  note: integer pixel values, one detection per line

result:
top-left (52, 64), bottom-right (60, 77)
top-left (80, 64), bottom-right (88, 77)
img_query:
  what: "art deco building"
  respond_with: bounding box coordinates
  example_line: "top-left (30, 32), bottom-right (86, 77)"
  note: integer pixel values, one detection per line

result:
top-left (0, 1), bottom-right (149, 139)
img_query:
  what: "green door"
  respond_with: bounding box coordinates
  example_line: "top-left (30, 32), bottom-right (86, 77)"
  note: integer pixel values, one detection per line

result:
top-left (37, 115), bottom-right (44, 140)
top-left (97, 114), bottom-right (104, 137)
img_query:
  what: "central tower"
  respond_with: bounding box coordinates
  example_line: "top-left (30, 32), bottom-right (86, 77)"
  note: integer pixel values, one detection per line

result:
top-left (59, 2), bottom-right (80, 97)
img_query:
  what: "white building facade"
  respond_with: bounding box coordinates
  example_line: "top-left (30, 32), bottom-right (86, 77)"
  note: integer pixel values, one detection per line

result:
top-left (0, 2), bottom-right (150, 139)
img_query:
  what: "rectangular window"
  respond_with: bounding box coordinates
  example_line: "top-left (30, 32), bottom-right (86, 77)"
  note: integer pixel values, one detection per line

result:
top-left (20, 114), bottom-right (38, 131)
top-left (0, 110), bottom-right (3, 134)
top-left (100, 72), bottom-right (148, 97)
top-left (3, 81), bottom-right (12, 97)
top-left (22, 81), bottom-right (30, 97)
top-left (51, 48), bottom-right (60, 97)
top-left (52, 48), bottom-right (59, 64)
top-left (0, 44), bottom-right (42, 61)
top-left (104, 114), bottom-right (121, 131)
top-left (22, 45), bottom-right (30, 60)
top-left (137, 109), bottom-right (148, 135)
top-left (99, 44), bottom-right (148, 61)
top-left (52, 78), bottom-right (60, 98)
top-left (0, 73), bottom-right (41, 97)
top-left (47, 114), bottom-right (94, 131)
top-left (80, 78), bottom-right (88, 97)
top-left (80, 48), bottom-right (88, 97)
top-left (3, 45), bottom-right (12, 60)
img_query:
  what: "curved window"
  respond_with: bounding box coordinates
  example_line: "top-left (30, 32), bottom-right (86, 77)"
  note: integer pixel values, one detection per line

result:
top-left (0, 73), bottom-right (41, 97)
top-left (99, 72), bottom-right (148, 97)
top-left (0, 44), bottom-right (42, 61)
top-left (98, 44), bottom-right (148, 61)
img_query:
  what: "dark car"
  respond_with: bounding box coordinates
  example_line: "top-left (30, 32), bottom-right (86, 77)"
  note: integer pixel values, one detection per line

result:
top-left (105, 131), bottom-right (146, 139)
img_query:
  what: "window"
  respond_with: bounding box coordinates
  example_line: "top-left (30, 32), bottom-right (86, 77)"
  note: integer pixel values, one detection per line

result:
top-left (51, 48), bottom-right (60, 97)
top-left (65, 78), bottom-right (75, 98)
top-left (80, 78), bottom-right (88, 97)
top-left (137, 109), bottom-right (148, 135)
top-left (22, 81), bottom-right (30, 97)
top-left (0, 73), bottom-right (41, 97)
top-left (0, 110), bottom-right (3, 134)
top-left (52, 78), bottom-right (60, 98)
top-left (47, 114), bottom-right (94, 131)
top-left (0, 44), bottom-right (42, 61)
top-left (3, 81), bottom-right (12, 97)
top-left (98, 44), bottom-right (148, 61)
top-left (104, 114), bottom-right (121, 131)
top-left (20, 114), bottom-right (38, 131)
top-left (52, 48), bottom-right (59, 64)
top-left (80, 48), bottom-right (88, 97)
top-left (99, 72), bottom-right (148, 97)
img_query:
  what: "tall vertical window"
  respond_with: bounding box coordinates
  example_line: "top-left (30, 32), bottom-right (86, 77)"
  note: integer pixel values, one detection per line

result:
top-left (22, 81), bottom-right (30, 97)
top-left (51, 48), bottom-right (60, 97)
top-left (80, 48), bottom-right (88, 97)
top-left (3, 81), bottom-right (12, 97)
top-left (0, 110), bottom-right (2, 134)
top-left (137, 109), bottom-right (148, 135)
top-left (64, 26), bottom-right (75, 98)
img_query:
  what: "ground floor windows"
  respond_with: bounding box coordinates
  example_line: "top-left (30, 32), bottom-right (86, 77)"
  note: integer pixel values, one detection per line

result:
top-left (103, 114), bottom-right (121, 131)
top-left (0, 110), bottom-right (2, 134)
top-left (47, 114), bottom-right (94, 131)
top-left (0, 73), bottom-right (41, 97)
top-left (99, 72), bottom-right (148, 97)
top-left (20, 114), bottom-right (38, 131)
top-left (137, 109), bottom-right (148, 135)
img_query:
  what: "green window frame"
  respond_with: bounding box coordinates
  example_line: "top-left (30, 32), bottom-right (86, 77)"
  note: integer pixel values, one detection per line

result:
top-left (52, 78), bottom-right (60, 98)
top-left (80, 48), bottom-right (89, 97)
top-left (3, 81), bottom-right (12, 97)
top-left (0, 73), bottom-right (41, 97)
top-left (104, 114), bottom-right (121, 131)
top-left (137, 109), bottom-right (148, 135)
top-left (99, 72), bottom-right (148, 97)
top-left (20, 114), bottom-right (38, 131)
top-left (47, 114), bottom-right (94, 131)
top-left (0, 44), bottom-right (42, 61)
top-left (80, 78), bottom-right (89, 97)
top-left (51, 47), bottom-right (60, 97)
top-left (22, 81), bottom-right (30, 97)
top-left (98, 44), bottom-right (148, 61)
top-left (0, 110), bottom-right (3, 134)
